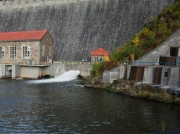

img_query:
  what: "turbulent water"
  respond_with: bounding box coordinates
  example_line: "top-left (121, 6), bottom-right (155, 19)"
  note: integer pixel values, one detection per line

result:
top-left (0, 0), bottom-right (175, 60)
top-left (29, 70), bottom-right (80, 83)
top-left (0, 71), bottom-right (180, 133)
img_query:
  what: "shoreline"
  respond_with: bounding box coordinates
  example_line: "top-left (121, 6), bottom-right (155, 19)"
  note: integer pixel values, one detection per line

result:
top-left (84, 78), bottom-right (180, 104)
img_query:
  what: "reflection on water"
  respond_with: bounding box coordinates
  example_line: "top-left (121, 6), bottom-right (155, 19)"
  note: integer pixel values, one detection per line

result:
top-left (0, 75), bottom-right (180, 133)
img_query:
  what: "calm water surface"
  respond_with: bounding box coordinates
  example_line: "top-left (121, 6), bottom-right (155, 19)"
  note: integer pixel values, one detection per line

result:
top-left (0, 78), bottom-right (180, 133)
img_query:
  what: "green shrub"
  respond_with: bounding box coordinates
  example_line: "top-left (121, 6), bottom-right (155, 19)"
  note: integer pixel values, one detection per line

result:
top-left (90, 62), bottom-right (102, 77)
top-left (110, 48), bottom-right (121, 61)
top-left (99, 61), bottom-right (118, 74)
top-left (90, 61), bottom-right (119, 77)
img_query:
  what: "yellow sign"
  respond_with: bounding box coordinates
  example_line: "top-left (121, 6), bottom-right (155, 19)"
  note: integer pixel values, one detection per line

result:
top-left (130, 54), bottom-right (134, 61)
top-left (103, 55), bottom-right (110, 61)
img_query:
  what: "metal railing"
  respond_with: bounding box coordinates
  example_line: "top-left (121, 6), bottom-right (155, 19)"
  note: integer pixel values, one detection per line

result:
top-left (54, 60), bottom-right (92, 65)
top-left (131, 61), bottom-right (180, 67)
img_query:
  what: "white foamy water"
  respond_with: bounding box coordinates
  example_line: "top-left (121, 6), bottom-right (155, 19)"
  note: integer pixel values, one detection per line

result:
top-left (28, 70), bottom-right (80, 84)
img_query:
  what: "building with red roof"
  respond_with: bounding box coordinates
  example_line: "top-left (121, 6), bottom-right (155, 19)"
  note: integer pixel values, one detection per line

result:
top-left (0, 30), bottom-right (53, 65)
top-left (90, 48), bottom-right (109, 62)
top-left (0, 30), bottom-right (48, 41)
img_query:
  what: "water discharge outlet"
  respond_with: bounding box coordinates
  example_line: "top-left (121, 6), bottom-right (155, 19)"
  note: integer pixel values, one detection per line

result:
top-left (28, 70), bottom-right (80, 83)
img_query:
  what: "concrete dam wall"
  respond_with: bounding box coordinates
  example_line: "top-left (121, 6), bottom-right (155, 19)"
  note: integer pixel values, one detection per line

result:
top-left (0, 0), bottom-right (175, 60)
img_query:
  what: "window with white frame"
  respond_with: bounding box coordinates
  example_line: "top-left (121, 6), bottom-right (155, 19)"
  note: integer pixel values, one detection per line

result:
top-left (10, 46), bottom-right (16, 59)
top-left (0, 47), bottom-right (4, 59)
top-left (22, 46), bottom-right (30, 59)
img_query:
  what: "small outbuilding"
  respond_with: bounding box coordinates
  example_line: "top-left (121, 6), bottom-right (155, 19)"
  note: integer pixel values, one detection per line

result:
top-left (90, 47), bottom-right (109, 62)
top-left (0, 30), bottom-right (53, 65)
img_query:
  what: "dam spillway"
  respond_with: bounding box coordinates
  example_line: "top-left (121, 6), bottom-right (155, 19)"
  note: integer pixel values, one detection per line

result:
top-left (0, 0), bottom-right (175, 60)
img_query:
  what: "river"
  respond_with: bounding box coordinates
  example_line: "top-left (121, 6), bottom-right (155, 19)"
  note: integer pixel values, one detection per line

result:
top-left (0, 70), bottom-right (180, 133)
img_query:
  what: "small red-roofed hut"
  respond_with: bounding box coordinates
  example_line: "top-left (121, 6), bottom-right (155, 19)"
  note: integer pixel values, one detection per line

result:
top-left (90, 48), bottom-right (109, 62)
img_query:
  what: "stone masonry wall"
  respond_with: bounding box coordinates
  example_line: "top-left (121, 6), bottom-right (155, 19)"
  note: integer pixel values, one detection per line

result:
top-left (0, 41), bottom-right (40, 65)
top-left (40, 32), bottom-right (54, 62)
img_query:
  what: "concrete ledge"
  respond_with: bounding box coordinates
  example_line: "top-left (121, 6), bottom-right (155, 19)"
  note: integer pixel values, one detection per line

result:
top-left (19, 64), bottom-right (50, 67)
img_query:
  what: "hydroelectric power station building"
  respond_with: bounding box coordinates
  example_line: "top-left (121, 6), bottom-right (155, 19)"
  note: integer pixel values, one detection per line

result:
top-left (0, 30), bottom-right (53, 65)
top-left (0, 30), bottom-right (58, 79)
top-left (0, 29), bottom-right (92, 79)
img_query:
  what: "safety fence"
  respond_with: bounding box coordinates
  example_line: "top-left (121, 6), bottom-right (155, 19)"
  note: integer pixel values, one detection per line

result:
top-left (54, 60), bottom-right (93, 65)
top-left (131, 61), bottom-right (180, 67)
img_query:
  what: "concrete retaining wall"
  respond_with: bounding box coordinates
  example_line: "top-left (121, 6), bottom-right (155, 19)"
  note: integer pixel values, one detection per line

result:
top-left (168, 68), bottom-right (180, 87)
top-left (0, 62), bottom-right (91, 79)
top-left (12, 65), bottom-right (20, 79)
top-left (0, 64), bottom-right (6, 78)
top-left (135, 29), bottom-right (180, 65)
top-left (161, 67), bottom-right (171, 85)
top-left (65, 63), bottom-right (92, 77)
top-left (102, 64), bottom-right (180, 88)
top-left (20, 66), bottom-right (41, 79)
top-left (19, 63), bottom-right (66, 79)
top-left (126, 65), bottom-right (131, 80)
top-left (143, 66), bottom-right (154, 83)
top-left (103, 66), bottom-right (126, 83)
top-left (160, 67), bottom-right (180, 87)
top-left (42, 63), bottom-right (66, 77)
